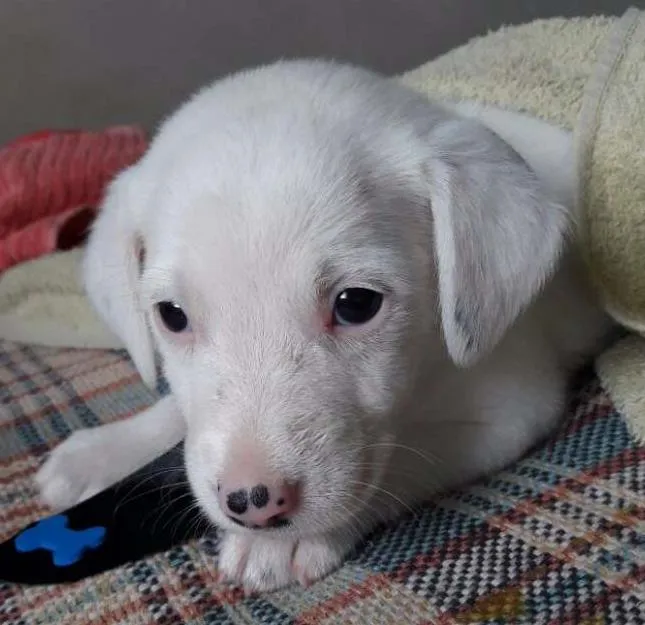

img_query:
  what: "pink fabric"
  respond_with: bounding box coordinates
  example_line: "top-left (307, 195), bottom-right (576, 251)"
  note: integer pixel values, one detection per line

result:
top-left (0, 127), bottom-right (148, 272)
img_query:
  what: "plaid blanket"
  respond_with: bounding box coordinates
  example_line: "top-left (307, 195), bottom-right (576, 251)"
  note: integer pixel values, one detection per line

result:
top-left (0, 339), bottom-right (643, 624)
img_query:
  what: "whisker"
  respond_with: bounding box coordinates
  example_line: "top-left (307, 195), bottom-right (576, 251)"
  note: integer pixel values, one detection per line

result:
top-left (149, 491), bottom-right (196, 535)
top-left (349, 479), bottom-right (418, 519)
top-left (158, 490), bottom-right (196, 523)
top-left (359, 442), bottom-right (440, 467)
top-left (112, 480), bottom-right (191, 517)
top-left (189, 514), bottom-right (213, 543)
top-left (111, 466), bottom-right (186, 507)
top-left (333, 501), bottom-right (367, 544)
top-left (167, 501), bottom-right (204, 543)
top-left (112, 465), bottom-right (186, 494)
top-left (342, 491), bottom-right (390, 528)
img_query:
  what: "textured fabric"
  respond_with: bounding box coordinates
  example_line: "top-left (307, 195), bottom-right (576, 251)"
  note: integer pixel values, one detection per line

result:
top-left (576, 8), bottom-right (645, 333)
top-left (0, 126), bottom-right (147, 272)
top-left (0, 339), bottom-right (644, 624)
top-left (0, 248), bottom-right (122, 350)
top-left (400, 14), bottom-right (614, 129)
top-left (596, 334), bottom-right (645, 445)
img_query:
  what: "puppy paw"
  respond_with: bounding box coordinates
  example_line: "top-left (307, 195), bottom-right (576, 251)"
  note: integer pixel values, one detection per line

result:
top-left (36, 429), bottom-right (122, 510)
top-left (217, 531), bottom-right (349, 593)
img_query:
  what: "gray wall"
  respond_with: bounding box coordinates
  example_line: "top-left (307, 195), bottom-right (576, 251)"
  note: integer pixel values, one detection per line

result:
top-left (0, 1), bottom-right (640, 143)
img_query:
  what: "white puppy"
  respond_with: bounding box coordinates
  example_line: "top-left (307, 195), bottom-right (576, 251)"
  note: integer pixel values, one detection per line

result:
top-left (37, 60), bottom-right (612, 592)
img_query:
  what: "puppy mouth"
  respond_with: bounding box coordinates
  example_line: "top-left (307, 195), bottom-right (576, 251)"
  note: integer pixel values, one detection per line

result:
top-left (227, 514), bottom-right (293, 531)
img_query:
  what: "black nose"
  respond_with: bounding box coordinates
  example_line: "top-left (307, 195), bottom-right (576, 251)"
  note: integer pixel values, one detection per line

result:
top-left (250, 484), bottom-right (270, 508)
top-left (226, 489), bottom-right (249, 515)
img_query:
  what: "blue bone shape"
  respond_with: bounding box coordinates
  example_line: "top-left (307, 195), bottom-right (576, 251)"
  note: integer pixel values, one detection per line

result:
top-left (14, 514), bottom-right (106, 566)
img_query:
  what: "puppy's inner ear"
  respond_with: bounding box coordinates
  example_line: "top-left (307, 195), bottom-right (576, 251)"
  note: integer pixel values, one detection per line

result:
top-left (135, 236), bottom-right (146, 276)
top-left (425, 118), bottom-right (568, 366)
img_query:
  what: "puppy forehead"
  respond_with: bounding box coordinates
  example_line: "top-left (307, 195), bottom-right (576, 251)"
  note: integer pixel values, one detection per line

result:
top-left (147, 143), bottom-right (382, 282)
top-left (158, 193), bottom-right (383, 302)
top-left (140, 63), bottom-right (427, 302)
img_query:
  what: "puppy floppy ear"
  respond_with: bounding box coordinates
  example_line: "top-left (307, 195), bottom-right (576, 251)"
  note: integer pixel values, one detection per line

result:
top-left (425, 118), bottom-right (568, 366)
top-left (82, 166), bottom-right (157, 387)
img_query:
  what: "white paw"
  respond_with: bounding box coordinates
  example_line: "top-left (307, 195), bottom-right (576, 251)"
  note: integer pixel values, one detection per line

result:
top-left (35, 428), bottom-right (123, 511)
top-left (217, 531), bottom-right (349, 593)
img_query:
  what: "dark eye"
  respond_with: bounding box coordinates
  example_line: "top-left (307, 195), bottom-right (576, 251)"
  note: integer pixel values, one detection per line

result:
top-left (333, 288), bottom-right (383, 327)
top-left (156, 301), bottom-right (189, 333)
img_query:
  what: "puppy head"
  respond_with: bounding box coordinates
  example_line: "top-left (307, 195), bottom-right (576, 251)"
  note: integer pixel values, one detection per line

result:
top-left (84, 61), bottom-right (568, 536)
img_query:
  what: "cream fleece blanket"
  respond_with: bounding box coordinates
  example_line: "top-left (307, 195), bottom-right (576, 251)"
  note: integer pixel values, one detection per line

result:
top-left (0, 248), bottom-right (121, 349)
top-left (2, 9), bottom-right (645, 439)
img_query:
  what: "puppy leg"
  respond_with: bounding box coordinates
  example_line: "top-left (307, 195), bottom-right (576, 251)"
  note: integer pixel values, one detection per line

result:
top-left (36, 396), bottom-right (185, 511)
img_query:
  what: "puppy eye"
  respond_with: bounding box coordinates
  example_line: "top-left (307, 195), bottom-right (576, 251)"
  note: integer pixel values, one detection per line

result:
top-left (156, 301), bottom-right (190, 333)
top-left (333, 288), bottom-right (383, 327)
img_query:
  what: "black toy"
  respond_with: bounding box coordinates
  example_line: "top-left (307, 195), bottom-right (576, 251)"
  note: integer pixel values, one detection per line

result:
top-left (0, 445), bottom-right (205, 585)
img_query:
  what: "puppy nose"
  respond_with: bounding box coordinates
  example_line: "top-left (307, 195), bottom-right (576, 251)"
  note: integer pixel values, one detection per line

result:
top-left (218, 480), bottom-right (300, 529)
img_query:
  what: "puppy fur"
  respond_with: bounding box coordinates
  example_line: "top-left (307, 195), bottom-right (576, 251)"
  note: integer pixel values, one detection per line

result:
top-left (37, 60), bottom-right (613, 592)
